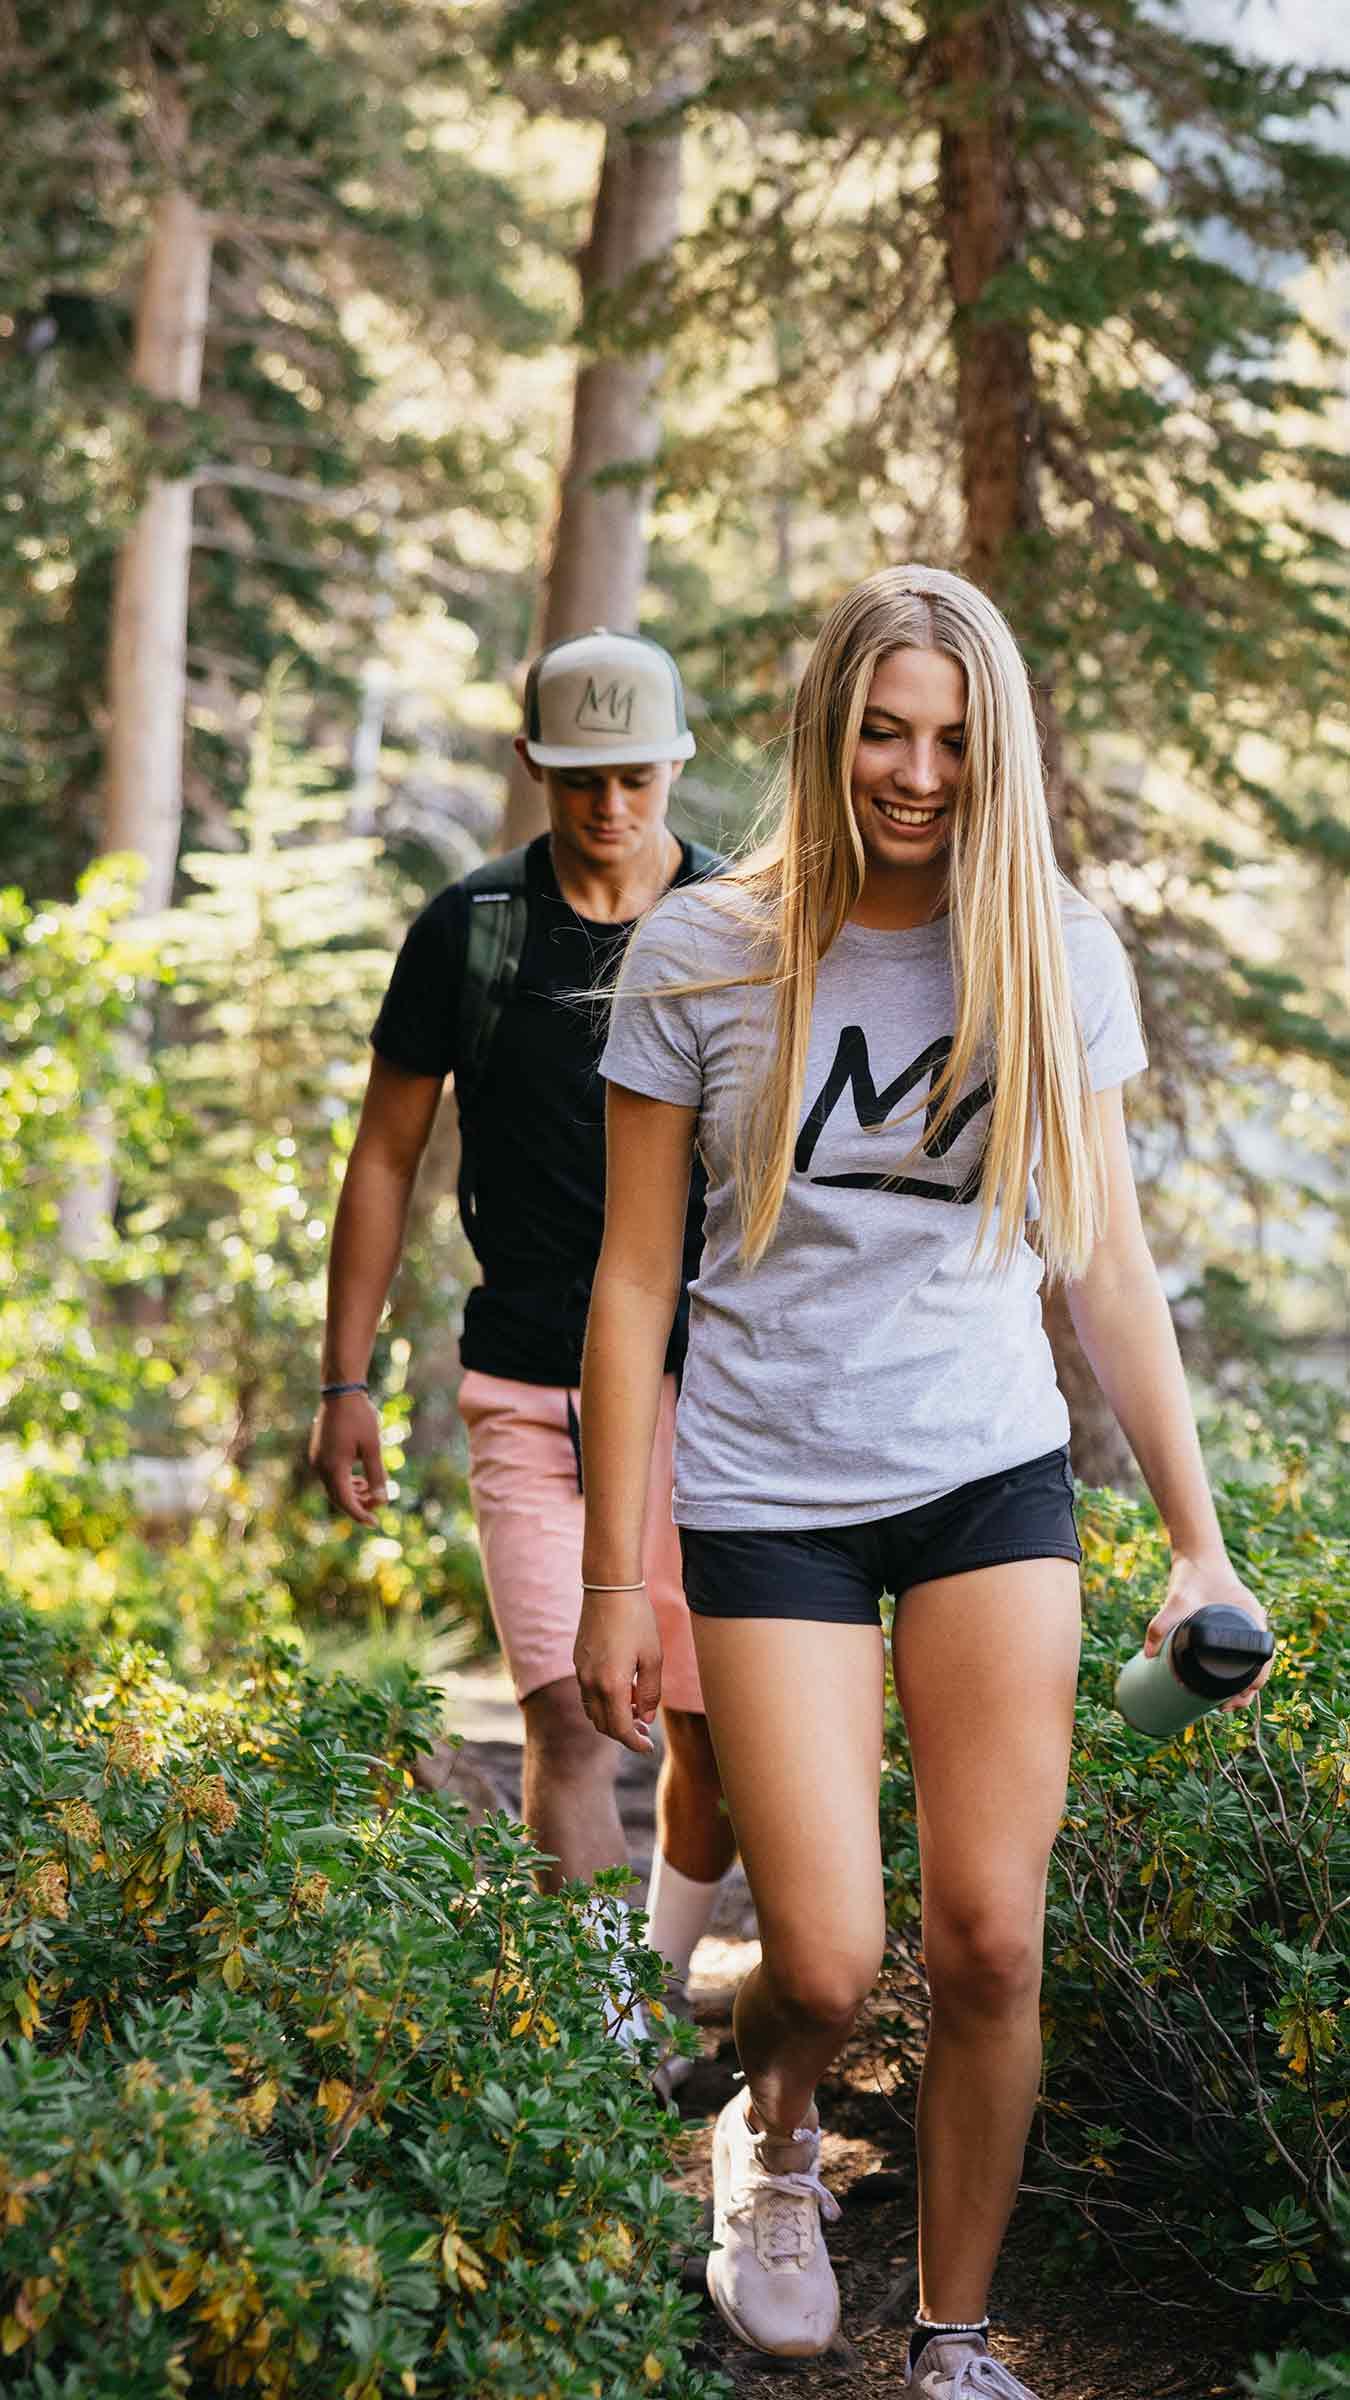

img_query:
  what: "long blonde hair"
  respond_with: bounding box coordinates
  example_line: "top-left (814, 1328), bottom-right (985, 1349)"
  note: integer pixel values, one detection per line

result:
top-left (711, 564), bottom-right (1115, 1282)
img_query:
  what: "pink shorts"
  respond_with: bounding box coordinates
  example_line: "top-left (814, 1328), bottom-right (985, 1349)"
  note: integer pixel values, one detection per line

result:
top-left (457, 1369), bottom-right (705, 1714)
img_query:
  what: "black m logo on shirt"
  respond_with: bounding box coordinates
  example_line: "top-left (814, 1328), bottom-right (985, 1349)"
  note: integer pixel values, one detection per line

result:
top-left (795, 1028), bottom-right (994, 1204)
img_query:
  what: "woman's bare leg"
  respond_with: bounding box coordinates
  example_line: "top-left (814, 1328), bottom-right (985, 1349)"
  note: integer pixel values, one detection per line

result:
top-left (891, 1558), bottom-right (1081, 2323)
top-left (691, 1615), bottom-right (887, 2150)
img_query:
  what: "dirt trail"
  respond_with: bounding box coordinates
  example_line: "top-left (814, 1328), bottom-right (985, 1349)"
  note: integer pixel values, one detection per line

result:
top-left (438, 1663), bottom-right (1247, 2400)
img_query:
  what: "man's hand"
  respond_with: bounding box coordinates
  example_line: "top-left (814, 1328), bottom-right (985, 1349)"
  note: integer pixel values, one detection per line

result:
top-left (309, 1391), bottom-right (388, 1527)
top-left (574, 1588), bottom-right (662, 1755)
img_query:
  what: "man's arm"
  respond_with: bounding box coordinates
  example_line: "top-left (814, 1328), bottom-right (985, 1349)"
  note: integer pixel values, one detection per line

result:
top-left (310, 1054), bottom-right (445, 1525)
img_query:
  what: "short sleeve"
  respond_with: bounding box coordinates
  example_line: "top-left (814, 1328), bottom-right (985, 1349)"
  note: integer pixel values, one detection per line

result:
top-left (370, 886), bottom-right (467, 1080)
top-left (600, 896), bottom-right (705, 1108)
top-left (1064, 909), bottom-right (1148, 1091)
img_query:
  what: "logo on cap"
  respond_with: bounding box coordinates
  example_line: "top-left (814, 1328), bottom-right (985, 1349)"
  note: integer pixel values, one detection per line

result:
top-left (575, 677), bottom-right (637, 734)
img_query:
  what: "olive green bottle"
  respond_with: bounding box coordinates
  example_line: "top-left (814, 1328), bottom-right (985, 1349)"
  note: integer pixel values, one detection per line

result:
top-left (1114, 1604), bottom-right (1274, 1739)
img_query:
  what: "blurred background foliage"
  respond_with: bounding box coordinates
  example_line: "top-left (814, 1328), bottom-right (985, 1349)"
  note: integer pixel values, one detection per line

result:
top-left (2, 1), bottom-right (1343, 1446)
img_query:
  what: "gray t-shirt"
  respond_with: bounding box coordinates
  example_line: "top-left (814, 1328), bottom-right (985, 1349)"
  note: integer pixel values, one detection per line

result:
top-left (601, 888), bottom-right (1147, 1529)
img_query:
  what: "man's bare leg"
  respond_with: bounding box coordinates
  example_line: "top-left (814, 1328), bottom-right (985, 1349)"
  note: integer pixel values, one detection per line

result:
top-left (657, 1704), bottom-right (737, 1882)
top-left (521, 1672), bottom-right (628, 1891)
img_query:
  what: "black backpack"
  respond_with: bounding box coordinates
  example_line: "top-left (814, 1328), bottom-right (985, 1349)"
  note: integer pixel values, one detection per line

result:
top-left (454, 839), bottom-right (723, 1108)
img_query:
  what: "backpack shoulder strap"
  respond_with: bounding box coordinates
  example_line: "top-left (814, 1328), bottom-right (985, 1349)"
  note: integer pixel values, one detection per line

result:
top-left (456, 846), bottom-right (532, 1107)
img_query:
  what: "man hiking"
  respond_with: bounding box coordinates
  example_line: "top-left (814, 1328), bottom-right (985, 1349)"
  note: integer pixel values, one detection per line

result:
top-left (310, 627), bottom-right (736, 2057)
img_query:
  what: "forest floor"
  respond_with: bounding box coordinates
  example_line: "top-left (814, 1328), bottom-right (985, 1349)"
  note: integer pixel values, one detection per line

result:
top-left (436, 1662), bottom-right (1252, 2400)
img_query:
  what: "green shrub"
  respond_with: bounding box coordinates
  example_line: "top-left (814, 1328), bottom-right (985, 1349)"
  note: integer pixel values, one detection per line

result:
top-left (1245, 2188), bottom-right (1350, 2395)
top-left (2, 1450), bottom-right (491, 1680)
top-left (879, 1410), bottom-right (1350, 2306)
top-left (0, 1599), bottom-right (721, 2398)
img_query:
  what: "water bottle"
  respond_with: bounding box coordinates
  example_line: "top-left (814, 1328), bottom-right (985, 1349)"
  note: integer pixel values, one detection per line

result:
top-left (1114, 1603), bottom-right (1274, 1739)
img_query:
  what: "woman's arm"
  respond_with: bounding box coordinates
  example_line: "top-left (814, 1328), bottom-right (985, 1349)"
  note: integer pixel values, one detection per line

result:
top-left (576, 1082), bottom-right (699, 1753)
top-left (1064, 1086), bottom-right (1272, 1703)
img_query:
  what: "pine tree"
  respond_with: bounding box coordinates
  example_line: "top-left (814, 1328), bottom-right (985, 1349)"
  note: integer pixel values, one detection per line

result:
top-left (638, 1), bottom-right (1350, 887)
top-left (495, 0), bottom-right (694, 845)
top-left (634, 0), bottom-right (1350, 1455)
top-left (0, 0), bottom-right (555, 901)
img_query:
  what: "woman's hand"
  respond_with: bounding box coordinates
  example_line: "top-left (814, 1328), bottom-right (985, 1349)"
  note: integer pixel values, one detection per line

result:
top-left (574, 1588), bottom-right (662, 1755)
top-left (1145, 1551), bottom-right (1273, 1711)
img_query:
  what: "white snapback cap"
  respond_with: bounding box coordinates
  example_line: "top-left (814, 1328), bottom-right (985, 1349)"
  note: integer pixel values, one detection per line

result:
top-left (522, 628), bottom-right (696, 768)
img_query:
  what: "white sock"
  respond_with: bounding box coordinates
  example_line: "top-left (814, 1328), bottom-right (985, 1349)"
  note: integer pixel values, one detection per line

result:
top-left (645, 1851), bottom-right (723, 1985)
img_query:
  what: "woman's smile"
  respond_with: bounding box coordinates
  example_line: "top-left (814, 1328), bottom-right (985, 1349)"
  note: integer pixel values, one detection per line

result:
top-left (872, 794), bottom-right (946, 832)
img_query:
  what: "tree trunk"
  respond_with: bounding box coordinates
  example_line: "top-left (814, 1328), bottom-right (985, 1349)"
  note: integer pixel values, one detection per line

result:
top-left (105, 182), bottom-right (214, 912)
top-left (502, 98), bottom-right (684, 849)
top-left (932, 3), bottom-right (1134, 1485)
top-left (61, 179), bottom-right (213, 1259)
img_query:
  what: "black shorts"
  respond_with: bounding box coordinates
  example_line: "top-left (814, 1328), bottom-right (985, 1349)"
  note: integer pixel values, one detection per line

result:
top-left (679, 1447), bottom-right (1081, 1627)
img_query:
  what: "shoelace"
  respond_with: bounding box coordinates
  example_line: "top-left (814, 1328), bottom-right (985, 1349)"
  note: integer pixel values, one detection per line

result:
top-left (947, 2352), bottom-right (1039, 2399)
top-left (727, 2155), bottom-right (841, 2268)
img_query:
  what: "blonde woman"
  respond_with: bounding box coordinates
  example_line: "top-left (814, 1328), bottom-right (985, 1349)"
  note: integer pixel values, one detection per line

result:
top-left (574, 567), bottom-right (1269, 2397)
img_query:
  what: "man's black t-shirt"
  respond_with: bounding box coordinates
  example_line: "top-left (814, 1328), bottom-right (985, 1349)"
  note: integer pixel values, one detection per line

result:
top-left (370, 834), bottom-right (710, 1387)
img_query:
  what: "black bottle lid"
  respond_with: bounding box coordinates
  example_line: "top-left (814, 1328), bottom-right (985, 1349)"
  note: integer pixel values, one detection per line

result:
top-left (1172, 1604), bottom-right (1275, 1699)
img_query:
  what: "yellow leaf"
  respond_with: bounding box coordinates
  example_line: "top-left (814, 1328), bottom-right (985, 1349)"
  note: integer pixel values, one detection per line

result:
top-left (221, 1950), bottom-right (246, 1993)
top-left (401, 2378), bottom-right (417, 2396)
top-left (1, 2316), bottom-right (28, 2356)
top-left (643, 2355), bottom-right (664, 2384)
top-left (317, 2078), bottom-right (354, 2125)
top-left (439, 2227), bottom-right (488, 2293)
top-left (161, 2263), bottom-right (201, 2311)
top-left (509, 2010), bottom-right (533, 2039)
top-left (130, 2256), bottom-right (163, 2316)
top-left (240, 2078), bottom-right (280, 2133)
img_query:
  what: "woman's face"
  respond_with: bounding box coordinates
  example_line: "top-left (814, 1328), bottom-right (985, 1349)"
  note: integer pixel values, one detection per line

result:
top-left (849, 646), bottom-right (966, 877)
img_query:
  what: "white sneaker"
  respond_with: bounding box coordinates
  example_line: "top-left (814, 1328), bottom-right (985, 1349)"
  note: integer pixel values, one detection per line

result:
top-left (705, 2086), bottom-right (841, 2356)
top-left (906, 2331), bottom-right (1040, 2397)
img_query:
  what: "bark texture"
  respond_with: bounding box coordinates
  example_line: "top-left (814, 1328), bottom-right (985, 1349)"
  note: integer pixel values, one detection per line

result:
top-left (63, 178), bottom-right (212, 1259)
top-left (104, 183), bottom-right (214, 912)
top-left (932, 3), bottom-right (1134, 1485)
top-left (502, 103), bottom-right (683, 849)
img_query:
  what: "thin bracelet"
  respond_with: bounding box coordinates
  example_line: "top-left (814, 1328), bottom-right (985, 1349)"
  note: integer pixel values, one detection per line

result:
top-left (915, 2317), bottom-right (990, 2335)
top-left (582, 1579), bottom-right (648, 1592)
top-left (320, 1380), bottom-right (370, 1398)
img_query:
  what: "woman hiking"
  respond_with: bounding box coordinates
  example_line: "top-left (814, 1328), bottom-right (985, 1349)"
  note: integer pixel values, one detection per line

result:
top-left (573, 565), bottom-right (1270, 2397)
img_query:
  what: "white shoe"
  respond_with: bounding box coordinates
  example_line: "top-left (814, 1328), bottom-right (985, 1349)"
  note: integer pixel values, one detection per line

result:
top-left (906, 2331), bottom-right (1040, 2397)
top-left (705, 2086), bottom-right (841, 2356)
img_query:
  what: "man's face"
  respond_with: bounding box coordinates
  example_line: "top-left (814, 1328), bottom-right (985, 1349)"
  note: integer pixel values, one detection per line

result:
top-left (518, 743), bottom-right (680, 869)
